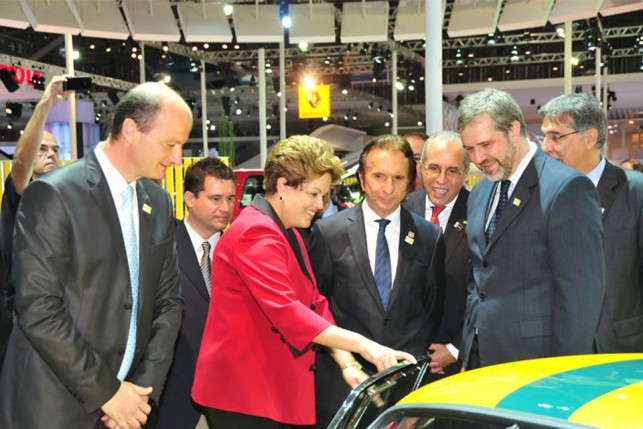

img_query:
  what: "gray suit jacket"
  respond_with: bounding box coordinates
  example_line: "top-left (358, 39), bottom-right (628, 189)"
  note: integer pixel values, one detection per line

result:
top-left (463, 148), bottom-right (605, 368)
top-left (595, 162), bottom-right (643, 352)
top-left (0, 150), bottom-right (183, 428)
top-left (404, 188), bottom-right (470, 355)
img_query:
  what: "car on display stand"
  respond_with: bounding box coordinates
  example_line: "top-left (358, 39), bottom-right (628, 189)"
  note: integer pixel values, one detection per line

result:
top-left (328, 354), bottom-right (643, 429)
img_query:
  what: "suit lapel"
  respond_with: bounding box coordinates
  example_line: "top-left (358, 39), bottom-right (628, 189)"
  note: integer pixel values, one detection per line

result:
top-left (176, 221), bottom-right (210, 301)
top-left (596, 162), bottom-right (621, 219)
top-left (485, 151), bottom-right (541, 253)
top-left (469, 179), bottom-right (493, 258)
top-left (136, 181), bottom-right (154, 323)
top-left (444, 188), bottom-right (468, 264)
top-left (86, 151), bottom-right (128, 274)
top-left (389, 208), bottom-right (416, 309)
top-left (347, 206), bottom-right (385, 311)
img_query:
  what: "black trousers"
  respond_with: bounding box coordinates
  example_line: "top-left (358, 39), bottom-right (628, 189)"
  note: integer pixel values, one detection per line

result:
top-left (203, 407), bottom-right (313, 429)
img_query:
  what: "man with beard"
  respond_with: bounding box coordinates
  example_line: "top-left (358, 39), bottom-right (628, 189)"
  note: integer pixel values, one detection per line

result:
top-left (457, 88), bottom-right (605, 369)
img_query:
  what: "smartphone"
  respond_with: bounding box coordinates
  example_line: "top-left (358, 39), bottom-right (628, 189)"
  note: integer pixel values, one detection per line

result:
top-left (63, 77), bottom-right (92, 91)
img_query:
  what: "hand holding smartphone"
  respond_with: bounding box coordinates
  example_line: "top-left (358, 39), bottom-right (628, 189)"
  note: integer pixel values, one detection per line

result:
top-left (63, 77), bottom-right (92, 91)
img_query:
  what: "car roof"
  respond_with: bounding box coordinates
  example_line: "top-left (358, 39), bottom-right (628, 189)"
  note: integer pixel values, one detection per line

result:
top-left (396, 354), bottom-right (643, 428)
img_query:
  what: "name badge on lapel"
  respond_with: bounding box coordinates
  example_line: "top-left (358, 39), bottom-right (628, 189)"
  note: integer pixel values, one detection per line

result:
top-left (143, 203), bottom-right (152, 215)
top-left (404, 231), bottom-right (415, 245)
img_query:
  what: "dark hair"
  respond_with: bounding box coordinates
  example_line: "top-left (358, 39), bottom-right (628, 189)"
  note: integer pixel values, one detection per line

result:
top-left (403, 132), bottom-right (429, 142)
top-left (539, 93), bottom-right (607, 149)
top-left (184, 157), bottom-right (235, 196)
top-left (108, 83), bottom-right (169, 138)
top-left (357, 134), bottom-right (416, 194)
top-left (264, 135), bottom-right (344, 195)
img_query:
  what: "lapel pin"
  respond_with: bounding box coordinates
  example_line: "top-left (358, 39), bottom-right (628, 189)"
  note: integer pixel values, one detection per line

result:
top-left (405, 231), bottom-right (415, 245)
top-left (601, 207), bottom-right (605, 214)
top-left (408, 231), bottom-right (415, 239)
top-left (143, 204), bottom-right (152, 215)
top-left (513, 198), bottom-right (521, 207)
top-left (454, 221), bottom-right (464, 231)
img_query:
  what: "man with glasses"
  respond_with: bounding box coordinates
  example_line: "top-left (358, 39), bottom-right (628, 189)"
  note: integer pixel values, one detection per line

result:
top-left (458, 88), bottom-right (605, 369)
top-left (0, 75), bottom-right (70, 372)
top-left (405, 131), bottom-right (470, 376)
top-left (540, 93), bottom-right (643, 353)
top-left (404, 132), bottom-right (429, 192)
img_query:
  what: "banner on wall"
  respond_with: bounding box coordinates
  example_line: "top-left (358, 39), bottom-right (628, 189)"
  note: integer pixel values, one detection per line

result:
top-left (298, 84), bottom-right (331, 119)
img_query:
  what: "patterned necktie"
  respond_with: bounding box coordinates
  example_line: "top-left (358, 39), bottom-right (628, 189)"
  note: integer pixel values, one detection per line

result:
top-left (117, 185), bottom-right (139, 381)
top-left (486, 180), bottom-right (511, 243)
top-left (374, 219), bottom-right (392, 310)
top-left (200, 241), bottom-right (211, 296)
top-left (430, 205), bottom-right (446, 226)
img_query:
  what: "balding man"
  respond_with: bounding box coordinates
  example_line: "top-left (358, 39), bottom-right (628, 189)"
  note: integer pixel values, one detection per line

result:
top-left (405, 131), bottom-right (470, 376)
top-left (0, 82), bottom-right (191, 429)
top-left (0, 75), bottom-right (69, 371)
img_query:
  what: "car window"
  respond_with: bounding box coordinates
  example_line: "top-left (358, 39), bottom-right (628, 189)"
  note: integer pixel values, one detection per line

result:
top-left (328, 358), bottom-right (431, 429)
top-left (239, 175), bottom-right (265, 208)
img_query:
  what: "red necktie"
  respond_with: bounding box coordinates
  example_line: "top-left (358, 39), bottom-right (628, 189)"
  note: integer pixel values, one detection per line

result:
top-left (430, 206), bottom-right (446, 226)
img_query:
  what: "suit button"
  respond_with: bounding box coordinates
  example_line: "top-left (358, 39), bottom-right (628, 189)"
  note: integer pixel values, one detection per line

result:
top-left (310, 304), bottom-right (316, 310)
top-left (479, 293), bottom-right (486, 301)
top-left (383, 318), bottom-right (389, 326)
top-left (124, 303), bottom-right (132, 310)
top-left (280, 334), bottom-right (286, 343)
top-left (117, 348), bottom-right (125, 356)
top-left (482, 261), bottom-right (488, 268)
top-left (271, 326), bottom-right (279, 333)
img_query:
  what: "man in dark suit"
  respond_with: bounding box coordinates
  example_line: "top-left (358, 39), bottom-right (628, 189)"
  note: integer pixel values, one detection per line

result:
top-left (539, 93), bottom-right (643, 352)
top-left (0, 82), bottom-right (191, 429)
top-left (404, 131), bottom-right (470, 376)
top-left (155, 158), bottom-right (236, 429)
top-left (308, 134), bottom-right (445, 427)
top-left (458, 88), bottom-right (605, 369)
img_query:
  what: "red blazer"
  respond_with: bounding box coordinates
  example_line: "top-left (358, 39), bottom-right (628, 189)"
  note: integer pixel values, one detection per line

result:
top-left (192, 201), bottom-right (334, 425)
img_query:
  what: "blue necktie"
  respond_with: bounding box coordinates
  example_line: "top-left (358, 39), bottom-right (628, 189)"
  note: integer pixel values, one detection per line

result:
top-left (374, 219), bottom-right (392, 310)
top-left (117, 185), bottom-right (139, 381)
top-left (486, 180), bottom-right (511, 243)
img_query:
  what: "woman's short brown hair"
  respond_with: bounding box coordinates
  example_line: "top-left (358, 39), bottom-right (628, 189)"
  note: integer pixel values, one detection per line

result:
top-left (264, 135), bottom-right (344, 195)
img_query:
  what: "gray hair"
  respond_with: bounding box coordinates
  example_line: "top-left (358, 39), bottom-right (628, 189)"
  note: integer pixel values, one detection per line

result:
top-left (456, 87), bottom-right (527, 139)
top-left (422, 130), bottom-right (470, 171)
top-left (539, 93), bottom-right (607, 149)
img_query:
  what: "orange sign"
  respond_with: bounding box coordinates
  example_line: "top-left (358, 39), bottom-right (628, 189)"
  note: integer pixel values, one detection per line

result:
top-left (298, 84), bottom-right (331, 119)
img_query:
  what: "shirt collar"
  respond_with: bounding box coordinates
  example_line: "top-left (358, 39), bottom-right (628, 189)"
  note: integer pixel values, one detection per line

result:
top-left (586, 155), bottom-right (606, 187)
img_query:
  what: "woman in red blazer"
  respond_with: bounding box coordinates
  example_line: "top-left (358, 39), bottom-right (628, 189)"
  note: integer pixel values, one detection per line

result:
top-left (192, 135), bottom-right (415, 429)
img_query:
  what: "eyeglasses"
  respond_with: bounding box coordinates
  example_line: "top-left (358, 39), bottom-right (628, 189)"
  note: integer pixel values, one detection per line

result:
top-left (421, 162), bottom-right (464, 180)
top-left (536, 131), bottom-right (579, 145)
top-left (40, 145), bottom-right (60, 154)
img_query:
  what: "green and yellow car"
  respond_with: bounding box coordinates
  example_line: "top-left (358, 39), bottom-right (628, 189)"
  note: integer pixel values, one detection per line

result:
top-left (330, 354), bottom-right (643, 429)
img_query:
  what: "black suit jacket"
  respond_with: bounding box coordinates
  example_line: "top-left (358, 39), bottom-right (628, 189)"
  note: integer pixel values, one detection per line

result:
top-left (156, 221), bottom-right (212, 428)
top-left (0, 150), bottom-right (183, 428)
top-left (308, 203), bottom-right (445, 427)
top-left (404, 188), bottom-right (470, 361)
top-left (595, 162), bottom-right (643, 352)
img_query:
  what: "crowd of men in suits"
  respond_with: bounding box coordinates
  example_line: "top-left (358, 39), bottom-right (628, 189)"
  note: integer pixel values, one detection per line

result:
top-left (0, 79), bottom-right (641, 429)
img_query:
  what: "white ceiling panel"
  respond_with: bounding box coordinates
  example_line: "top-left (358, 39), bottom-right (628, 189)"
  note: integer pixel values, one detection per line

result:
top-left (176, 2), bottom-right (233, 43)
top-left (289, 3), bottom-right (335, 44)
top-left (394, 0), bottom-right (426, 41)
top-left (233, 4), bottom-right (282, 43)
top-left (600, 0), bottom-right (643, 16)
top-left (121, 0), bottom-right (181, 42)
top-left (0, 0), bottom-right (30, 29)
top-left (498, 0), bottom-right (549, 32)
top-left (74, 0), bottom-right (129, 40)
top-left (448, 0), bottom-right (500, 38)
top-left (340, 1), bottom-right (389, 43)
top-left (17, 0), bottom-right (81, 34)
top-left (548, 0), bottom-right (597, 24)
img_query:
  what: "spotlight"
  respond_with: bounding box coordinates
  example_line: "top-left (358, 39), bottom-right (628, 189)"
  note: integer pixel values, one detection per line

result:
top-left (223, 4), bottom-right (233, 16)
top-left (162, 42), bottom-right (169, 52)
top-left (5, 103), bottom-right (22, 118)
top-left (0, 69), bottom-right (20, 93)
